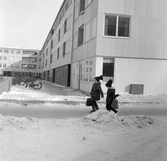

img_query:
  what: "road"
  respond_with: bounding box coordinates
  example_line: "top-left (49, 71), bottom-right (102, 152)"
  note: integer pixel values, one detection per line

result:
top-left (0, 103), bottom-right (167, 119)
top-left (0, 81), bottom-right (167, 119)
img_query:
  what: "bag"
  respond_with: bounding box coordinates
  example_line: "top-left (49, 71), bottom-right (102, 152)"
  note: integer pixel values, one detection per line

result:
top-left (111, 99), bottom-right (119, 109)
top-left (86, 98), bottom-right (93, 106)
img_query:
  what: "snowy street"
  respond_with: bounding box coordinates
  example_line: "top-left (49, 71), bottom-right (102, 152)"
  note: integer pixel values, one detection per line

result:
top-left (0, 81), bottom-right (167, 161)
top-left (0, 81), bottom-right (167, 119)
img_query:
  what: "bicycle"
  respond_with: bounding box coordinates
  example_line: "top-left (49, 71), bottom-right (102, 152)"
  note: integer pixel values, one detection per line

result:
top-left (19, 76), bottom-right (42, 90)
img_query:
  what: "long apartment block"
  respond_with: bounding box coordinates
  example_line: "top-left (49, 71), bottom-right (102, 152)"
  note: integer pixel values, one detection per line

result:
top-left (15, 0), bottom-right (167, 94)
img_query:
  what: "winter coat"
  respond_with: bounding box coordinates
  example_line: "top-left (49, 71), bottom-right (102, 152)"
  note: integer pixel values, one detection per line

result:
top-left (90, 82), bottom-right (104, 101)
top-left (106, 87), bottom-right (115, 106)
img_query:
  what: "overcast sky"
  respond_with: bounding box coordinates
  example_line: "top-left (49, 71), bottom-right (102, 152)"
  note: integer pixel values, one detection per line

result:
top-left (0, 0), bottom-right (63, 49)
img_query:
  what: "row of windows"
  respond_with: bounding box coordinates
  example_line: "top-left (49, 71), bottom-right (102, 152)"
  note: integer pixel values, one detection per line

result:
top-left (22, 64), bottom-right (36, 69)
top-left (0, 64), bottom-right (7, 67)
top-left (0, 64), bottom-right (37, 70)
top-left (42, 14), bottom-right (71, 60)
top-left (0, 49), bottom-right (22, 54)
top-left (0, 56), bottom-right (22, 61)
top-left (0, 56), bottom-right (38, 62)
top-left (42, 39), bottom-right (71, 68)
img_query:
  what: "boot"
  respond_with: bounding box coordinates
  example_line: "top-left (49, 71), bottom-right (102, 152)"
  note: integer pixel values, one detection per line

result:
top-left (90, 106), bottom-right (96, 113)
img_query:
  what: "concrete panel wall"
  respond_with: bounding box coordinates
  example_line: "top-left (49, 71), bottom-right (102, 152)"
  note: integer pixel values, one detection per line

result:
top-left (114, 58), bottom-right (167, 95)
top-left (96, 0), bottom-right (167, 59)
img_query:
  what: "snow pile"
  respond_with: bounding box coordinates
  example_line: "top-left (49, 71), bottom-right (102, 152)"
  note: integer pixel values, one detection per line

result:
top-left (118, 93), bottom-right (167, 104)
top-left (0, 86), bottom-right (85, 102)
top-left (81, 110), bottom-right (160, 129)
top-left (0, 115), bottom-right (38, 131)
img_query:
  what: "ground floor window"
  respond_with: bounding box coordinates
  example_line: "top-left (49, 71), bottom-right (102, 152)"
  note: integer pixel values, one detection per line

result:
top-left (81, 59), bottom-right (94, 82)
top-left (103, 58), bottom-right (114, 78)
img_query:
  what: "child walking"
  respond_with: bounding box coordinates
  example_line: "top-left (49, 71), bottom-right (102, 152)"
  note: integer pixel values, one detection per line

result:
top-left (105, 79), bottom-right (119, 113)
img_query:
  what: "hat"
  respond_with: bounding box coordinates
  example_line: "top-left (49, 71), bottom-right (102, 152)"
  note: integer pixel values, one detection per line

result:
top-left (105, 79), bottom-right (113, 87)
top-left (95, 75), bottom-right (103, 82)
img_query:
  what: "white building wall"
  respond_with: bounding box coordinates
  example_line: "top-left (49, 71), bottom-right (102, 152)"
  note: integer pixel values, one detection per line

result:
top-left (114, 58), bottom-right (167, 95)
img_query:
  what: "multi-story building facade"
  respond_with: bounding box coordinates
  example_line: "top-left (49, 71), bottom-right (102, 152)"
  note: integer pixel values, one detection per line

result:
top-left (40, 0), bottom-right (167, 95)
top-left (0, 47), bottom-right (41, 77)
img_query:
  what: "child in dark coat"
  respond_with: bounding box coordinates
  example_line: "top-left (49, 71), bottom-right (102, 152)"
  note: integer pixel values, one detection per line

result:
top-left (105, 79), bottom-right (119, 113)
top-left (90, 75), bottom-right (104, 113)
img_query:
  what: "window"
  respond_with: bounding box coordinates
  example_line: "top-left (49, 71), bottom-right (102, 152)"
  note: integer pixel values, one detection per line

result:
top-left (51, 29), bottom-right (54, 35)
top-left (22, 64), bottom-right (29, 69)
top-left (57, 48), bottom-right (60, 59)
top-left (45, 59), bottom-right (47, 67)
top-left (91, 17), bottom-right (97, 38)
top-left (118, 17), bottom-right (130, 37)
top-left (104, 14), bottom-right (130, 37)
top-left (16, 50), bottom-right (21, 54)
top-left (4, 49), bottom-right (9, 53)
top-left (80, 0), bottom-right (85, 14)
top-left (0, 56), bottom-right (2, 60)
top-left (85, 21), bottom-right (90, 42)
top-left (78, 24), bottom-right (84, 46)
top-left (10, 50), bottom-right (15, 53)
top-left (0, 64), bottom-right (1, 67)
top-left (3, 64), bottom-right (6, 67)
top-left (63, 42), bottom-right (66, 57)
top-left (0, 49), bottom-right (2, 53)
top-left (51, 40), bottom-right (53, 49)
top-left (64, 19), bottom-right (67, 34)
top-left (74, 3), bottom-right (79, 20)
top-left (58, 29), bottom-right (61, 42)
top-left (29, 65), bottom-right (36, 69)
top-left (103, 58), bottom-right (114, 77)
top-left (50, 54), bottom-right (53, 63)
top-left (81, 59), bottom-right (94, 82)
top-left (46, 48), bottom-right (48, 56)
top-left (3, 56), bottom-right (7, 60)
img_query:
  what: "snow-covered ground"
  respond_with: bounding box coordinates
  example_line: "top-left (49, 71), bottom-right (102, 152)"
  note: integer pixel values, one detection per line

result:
top-left (0, 85), bottom-right (167, 161)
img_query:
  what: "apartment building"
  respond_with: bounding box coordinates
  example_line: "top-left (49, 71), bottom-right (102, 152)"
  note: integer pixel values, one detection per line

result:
top-left (41, 0), bottom-right (167, 95)
top-left (0, 47), bottom-right (41, 77)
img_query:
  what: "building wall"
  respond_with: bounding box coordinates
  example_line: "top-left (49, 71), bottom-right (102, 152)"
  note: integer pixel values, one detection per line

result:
top-left (41, 0), bottom-right (167, 95)
top-left (93, 0), bottom-right (167, 94)
top-left (97, 0), bottom-right (167, 59)
top-left (114, 58), bottom-right (167, 95)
